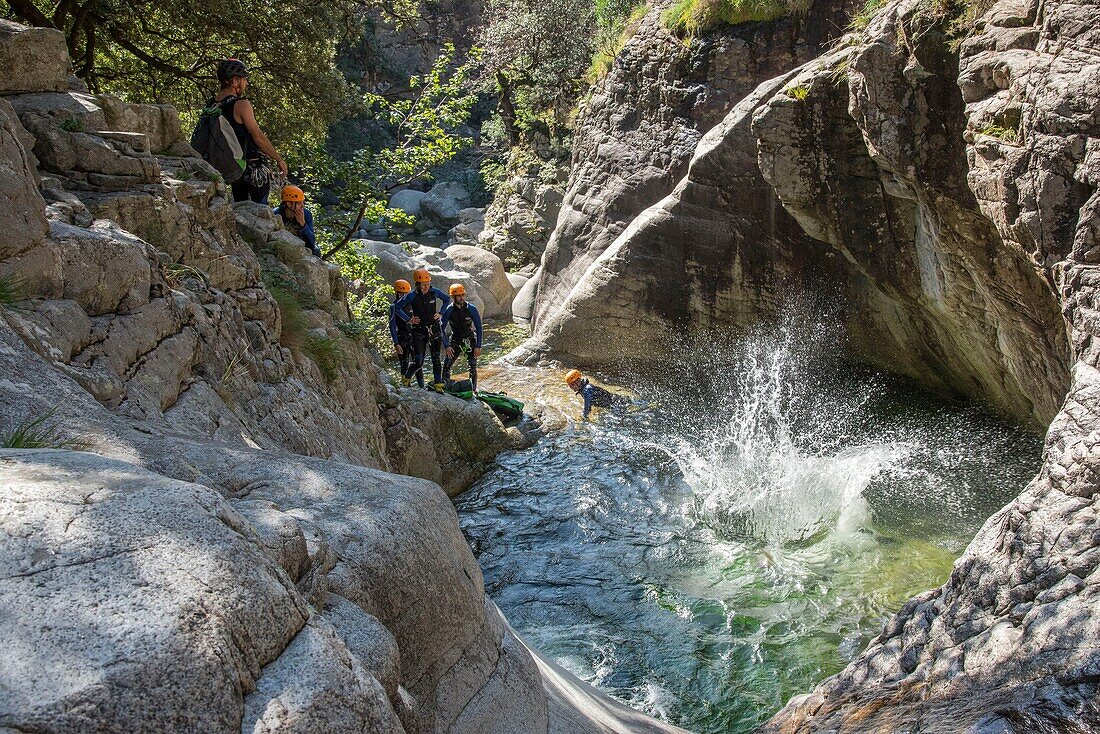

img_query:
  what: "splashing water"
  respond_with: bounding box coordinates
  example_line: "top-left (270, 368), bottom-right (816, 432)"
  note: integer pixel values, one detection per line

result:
top-left (660, 326), bottom-right (915, 545)
top-left (458, 320), bottom-right (1043, 733)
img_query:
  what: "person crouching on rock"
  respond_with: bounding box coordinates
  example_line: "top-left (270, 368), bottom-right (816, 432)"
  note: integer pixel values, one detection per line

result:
top-left (441, 283), bottom-right (483, 393)
top-left (389, 279), bottom-right (419, 385)
top-left (395, 269), bottom-right (450, 393)
top-left (565, 369), bottom-right (619, 421)
top-left (212, 58), bottom-right (288, 203)
top-left (274, 185), bottom-right (321, 257)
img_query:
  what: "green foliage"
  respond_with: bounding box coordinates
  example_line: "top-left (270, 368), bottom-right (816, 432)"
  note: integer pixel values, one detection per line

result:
top-left (977, 123), bottom-right (1019, 143)
top-left (478, 0), bottom-right (606, 146)
top-left (60, 117), bottom-right (84, 133)
top-left (784, 84), bottom-right (810, 101)
top-left (331, 248), bottom-right (393, 348)
top-left (662, 0), bottom-right (802, 35)
top-left (304, 334), bottom-right (347, 382)
top-left (1, 411), bottom-right (86, 450)
top-left (589, 1), bottom-right (648, 82)
top-left (849, 0), bottom-right (889, 31)
top-left (269, 285), bottom-right (309, 350)
top-left (0, 272), bottom-right (27, 309)
top-left (1, 0), bottom-right (417, 146)
top-left (294, 44), bottom-right (476, 249)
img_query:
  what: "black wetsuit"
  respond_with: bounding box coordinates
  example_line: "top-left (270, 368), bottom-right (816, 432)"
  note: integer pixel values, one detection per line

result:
top-left (442, 301), bottom-right (483, 391)
top-left (396, 286), bottom-right (449, 385)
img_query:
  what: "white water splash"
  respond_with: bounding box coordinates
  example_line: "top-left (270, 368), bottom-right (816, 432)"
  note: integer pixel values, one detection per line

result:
top-left (660, 326), bottom-right (916, 545)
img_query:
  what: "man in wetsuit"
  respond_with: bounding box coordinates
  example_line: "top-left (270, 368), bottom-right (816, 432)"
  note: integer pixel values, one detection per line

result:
top-left (565, 369), bottom-right (619, 420)
top-left (395, 269), bottom-right (450, 392)
top-left (441, 283), bottom-right (483, 392)
top-left (388, 279), bottom-right (416, 383)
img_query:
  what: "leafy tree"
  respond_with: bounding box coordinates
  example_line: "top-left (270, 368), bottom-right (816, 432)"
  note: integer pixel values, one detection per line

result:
top-left (298, 44), bottom-right (478, 345)
top-left (0, 0), bottom-right (417, 144)
top-left (476, 0), bottom-right (598, 146)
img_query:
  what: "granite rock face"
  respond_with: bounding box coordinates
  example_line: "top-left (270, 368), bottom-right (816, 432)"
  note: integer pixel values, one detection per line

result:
top-left (528, 0), bottom-right (857, 335)
top-left (757, 0), bottom-right (1100, 729)
top-left (751, 0), bottom-right (1069, 424)
top-left (479, 155), bottom-right (567, 269)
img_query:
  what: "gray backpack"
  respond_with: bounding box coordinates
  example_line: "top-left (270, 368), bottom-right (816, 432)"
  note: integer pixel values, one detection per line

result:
top-left (191, 96), bottom-right (246, 183)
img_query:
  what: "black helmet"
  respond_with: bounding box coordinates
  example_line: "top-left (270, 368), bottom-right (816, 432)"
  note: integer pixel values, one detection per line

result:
top-left (217, 58), bottom-right (249, 84)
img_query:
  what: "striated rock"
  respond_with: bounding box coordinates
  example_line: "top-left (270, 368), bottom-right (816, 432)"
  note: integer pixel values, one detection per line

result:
top-left (759, 0), bottom-right (1100, 730)
top-left (749, 0), bottom-right (1068, 424)
top-left (0, 99), bottom-right (48, 260)
top-left (0, 20), bottom-right (70, 94)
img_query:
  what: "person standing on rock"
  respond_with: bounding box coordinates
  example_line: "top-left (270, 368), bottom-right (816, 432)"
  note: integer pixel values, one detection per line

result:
top-left (274, 185), bottom-right (320, 256)
top-left (441, 283), bottom-right (483, 392)
top-left (388, 279), bottom-right (418, 384)
top-left (395, 269), bottom-right (450, 393)
top-left (211, 59), bottom-right (288, 204)
top-left (565, 370), bottom-right (620, 421)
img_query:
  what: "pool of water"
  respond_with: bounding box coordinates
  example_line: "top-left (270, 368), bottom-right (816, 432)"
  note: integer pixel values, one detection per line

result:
top-left (456, 325), bottom-right (1042, 733)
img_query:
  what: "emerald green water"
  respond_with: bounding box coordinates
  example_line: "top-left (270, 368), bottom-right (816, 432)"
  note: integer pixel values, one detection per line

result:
top-left (456, 327), bottom-right (1041, 732)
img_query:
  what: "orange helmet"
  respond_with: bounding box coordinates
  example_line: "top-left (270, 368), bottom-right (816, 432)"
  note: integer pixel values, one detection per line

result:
top-left (281, 185), bottom-right (305, 203)
top-left (394, 279), bottom-right (411, 294)
top-left (565, 369), bottom-right (583, 386)
top-left (449, 283), bottom-right (466, 297)
top-left (413, 269), bottom-right (431, 284)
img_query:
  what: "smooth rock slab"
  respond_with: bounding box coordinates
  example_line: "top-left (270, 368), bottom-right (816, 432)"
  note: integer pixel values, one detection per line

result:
top-left (0, 450), bottom-right (310, 733)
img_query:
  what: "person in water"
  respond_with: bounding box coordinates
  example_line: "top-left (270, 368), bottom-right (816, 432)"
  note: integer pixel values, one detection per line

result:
top-left (565, 369), bottom-right (619, 420)
top-left (441, 283), bottom-right (483, 392)
top-left (394, 269), bottom-right (449, 392)
top-left (388, 278), bottom-right (418, 384)
top-left (274, 185), bottom-right (320, 256)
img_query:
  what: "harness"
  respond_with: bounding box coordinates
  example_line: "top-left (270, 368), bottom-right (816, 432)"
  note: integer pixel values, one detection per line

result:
top-left (410, 289), bottom-right (443, 337)
top-left (449, 303), bottom-right (476, 342)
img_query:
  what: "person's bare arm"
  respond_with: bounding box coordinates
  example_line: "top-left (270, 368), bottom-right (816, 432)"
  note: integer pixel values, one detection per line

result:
top-left (235, 100), bottom-right (288, 175)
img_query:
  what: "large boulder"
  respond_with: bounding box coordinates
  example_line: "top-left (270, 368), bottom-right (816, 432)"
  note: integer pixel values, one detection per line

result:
top-left (389, 188), bottom-right (428, 217)
top-left (445, 245), bottom-right (515, 317)
top-left (0, 451), bottom-right (312, 734)
top-left (0, 20), bottom-right (70, 95)
top-left (449, 207), bottom-right (485, 247)
top-left (511, 268), bottom-right (541, 326)
top-left (358, 240), bottom-right (514, 318)
top-left (419, 181), bottom-right (471, 229)
top-left (395, 390), bottom-right (512, 496)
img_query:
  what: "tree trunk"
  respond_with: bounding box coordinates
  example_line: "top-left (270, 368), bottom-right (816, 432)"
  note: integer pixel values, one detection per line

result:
top-left (496, 71), bottom-right (521, 147)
